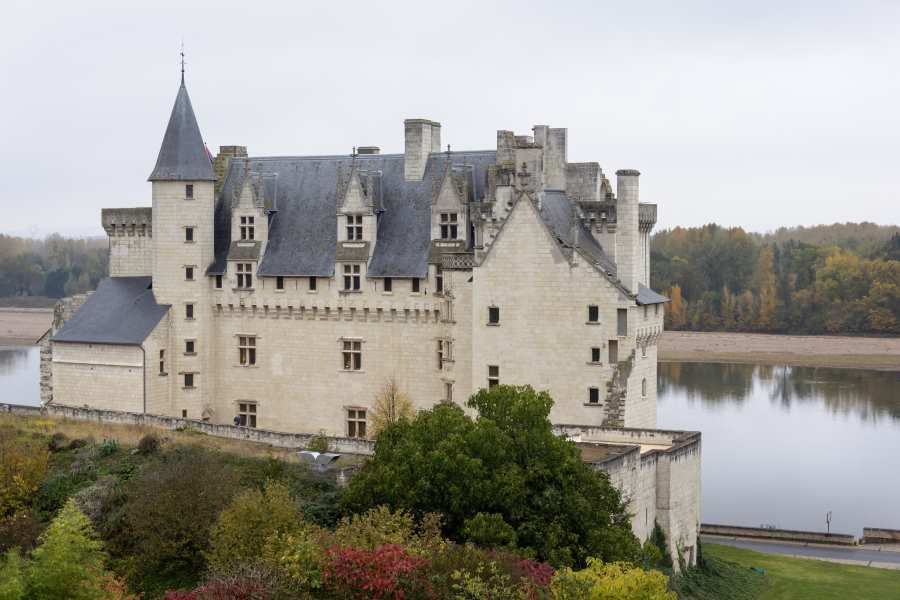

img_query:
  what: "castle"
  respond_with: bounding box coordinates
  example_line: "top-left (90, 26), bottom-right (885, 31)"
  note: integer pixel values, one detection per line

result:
top-left (47, 76), bottom-right (700, 562)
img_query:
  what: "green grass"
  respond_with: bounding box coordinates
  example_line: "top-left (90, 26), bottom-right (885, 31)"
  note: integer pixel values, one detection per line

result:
top-left (700, 543), bottom-right (900, 600)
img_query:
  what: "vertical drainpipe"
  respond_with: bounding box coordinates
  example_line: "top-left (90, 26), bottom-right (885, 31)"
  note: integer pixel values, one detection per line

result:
top-left (140, 345), bottom-right (147, 414)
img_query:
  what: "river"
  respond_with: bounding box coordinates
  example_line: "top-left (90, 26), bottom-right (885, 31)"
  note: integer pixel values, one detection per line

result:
top-left (658, 361), bottom-right (900, 537)
top-left (2, 345), bottom-right (898, 535)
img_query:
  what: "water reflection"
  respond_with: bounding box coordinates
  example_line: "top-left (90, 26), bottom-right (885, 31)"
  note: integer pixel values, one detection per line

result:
top-left (0, 347), bottom-right (32, 375)
top-left (660, 362), bottom-right (900, 422)
top-left (0, 346), bottom-right (41, 407)
top-left (658, 361), bottom-right (900, 534)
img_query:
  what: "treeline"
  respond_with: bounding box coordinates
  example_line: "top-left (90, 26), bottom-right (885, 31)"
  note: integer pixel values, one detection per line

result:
top-left (651, 224), bottom-right (900, 335)
top-left (0, 234), bottom-right (107, 300)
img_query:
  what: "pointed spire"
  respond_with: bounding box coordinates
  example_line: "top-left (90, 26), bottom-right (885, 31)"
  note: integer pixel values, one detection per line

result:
top-left (148, 77), bottom-right (215, 182)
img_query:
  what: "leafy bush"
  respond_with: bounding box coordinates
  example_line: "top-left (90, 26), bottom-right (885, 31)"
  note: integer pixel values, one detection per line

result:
top-left (331, 506), bottom-right (445, 557)
top-left (113, 448), bottom-right (241, 593)
top-left (462, 512), bottom-right (518, 549)
top-left (137, 434), bottom-right (160, 455)
top-left (72, 476), bottom-right (120, 526)
top-left (262, 529), bottom-right (325, 594)
top-left (323, 544), bottom-right (431, 599)
top-left (47, 432), bottom-right (68, 453)
top-left (207, 480), bottom-right (303, 570)
top-left (550, 559), bottom-right (676, 600)
top-left (34, 468), bottom-right (95, 518)
top-left (27, 500), bottom-right (115, 600)
top-left (96, 439), bottom-right (120, 458)
top-left (0, 549), bottom-right (25, 600)
top-left (0, 428), bottom-right (49, 518)
top-left (306, 430), bottom-right (330, 453)
top-left (342, 385), bottom-right (639, 567)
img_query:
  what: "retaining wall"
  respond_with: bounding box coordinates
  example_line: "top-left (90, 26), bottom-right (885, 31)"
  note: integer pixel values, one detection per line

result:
top-left (863, 528), bottom-right (900, 544)
top-left (702, 523), bottom-right (856, 546)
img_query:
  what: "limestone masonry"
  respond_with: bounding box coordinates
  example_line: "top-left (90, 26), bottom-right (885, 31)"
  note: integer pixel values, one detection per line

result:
top-left (45, 77), bottom-right (701, 564)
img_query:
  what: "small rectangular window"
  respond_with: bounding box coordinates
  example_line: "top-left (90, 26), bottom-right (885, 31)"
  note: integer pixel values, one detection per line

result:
top-left (240, 216), bottom-right (255, 241)
top-left (589, 387), bottom-right (600, 404)
top-left (609, 340), bottom-right (618, 364)
top-left (185, 184), bottom-right (194, 199)
top-left (488, 365), bottom-right (499, 388)
top-left (343, 340), bottom-right (362, 371)
top-left (276, 276), bottom-right (284, 290)
top-left (309, 277), bottom-right (317, 291)
top-left (591, 347), bottom-right (601, 363)
top-left (239, 336), bottom-right (257, 366)
top-left (347, 408), bottom-right (367, 438)
top-left (642, 344), bottom-right (647, 358)
top-left (383, 277), bottom-right (392, 292)
top-left (185, 227), bottom-right (194, 242)
top-left (445, 382), bottom-right (453, 403)
top-left (159, 350), bottom-right (166, 374)
top-left (437, 340), bottom-right (444, 369)
top-left (184, 373), bottom-right (194, 388)
top-left (655, 304), bottom-right (660, 316)
top-left (236, 263), bottom-right (253, 289)
top-left (182, 409), bottom-right (187, 418)
top-left (440, 212), bottom-right (459, 240)
top-left (185, 304), bottom-right (194, 320)
top-left (343, 264), bottom-right (361, 291)
top-left (643, 305), bottom-right (648, 320)
top-left (588, 305), bottom-right (599, 323)
top-left (642, 378), bottom-right (648, 398)
top-left (617, 308), bottom-right (628, 336)
top-left (238, 402), bottom-right (257, 428)
top-left (436, 266), bottom-right (443, 293)
top-left (346, 215), bottom-right (363, 240)
top-left (488, 306), bottom-right (500, 325)
top-left (185, 266), bottom-right (194, 281)
top-left (185, 340), bottom-right (195, 354)
top-left (215, 275), bottom-right (222, 289)
top-left (412, 278), bottom-right (421, 293)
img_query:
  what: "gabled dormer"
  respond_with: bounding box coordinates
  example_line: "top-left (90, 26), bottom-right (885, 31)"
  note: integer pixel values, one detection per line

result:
top-left (226, 173), bottom-right (268, 291)
top-left (430, 157), bottom-right (469, 247)
top-left (336, 161), bottom-right (377, 243)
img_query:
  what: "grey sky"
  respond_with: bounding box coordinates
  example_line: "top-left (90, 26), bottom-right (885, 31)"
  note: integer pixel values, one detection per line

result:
top-left (1, 0), bottom-right (898, 237)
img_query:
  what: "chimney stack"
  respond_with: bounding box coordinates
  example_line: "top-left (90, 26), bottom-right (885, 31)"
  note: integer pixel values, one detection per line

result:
top-left (615, 169), bottom-right (641, 293)
top-left (404, 119), bottom-right (441, 181)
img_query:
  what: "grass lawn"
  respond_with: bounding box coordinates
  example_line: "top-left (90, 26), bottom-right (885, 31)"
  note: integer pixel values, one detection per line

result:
top-left (703, 543), bottom-right (900, 600)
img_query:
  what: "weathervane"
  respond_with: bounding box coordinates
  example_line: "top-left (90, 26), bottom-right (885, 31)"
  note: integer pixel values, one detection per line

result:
top-left (180, 41), bottom-right (186, 84)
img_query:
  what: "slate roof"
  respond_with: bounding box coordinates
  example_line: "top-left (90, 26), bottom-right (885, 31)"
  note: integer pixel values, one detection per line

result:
top-left (636, 284), bottom-right (669, 305)
top-left (541, 191), bottom-right (617, 276)
top-left (52, 277), bottom-right (169, 345)
top-left (148, 82), bottom-right (216, 182)
top-left (209, 152), bottom-right (496, 278)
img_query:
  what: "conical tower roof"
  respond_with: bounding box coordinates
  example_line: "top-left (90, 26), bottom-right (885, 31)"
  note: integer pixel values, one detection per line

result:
top-left (148, 81), bottom-right (216, 181)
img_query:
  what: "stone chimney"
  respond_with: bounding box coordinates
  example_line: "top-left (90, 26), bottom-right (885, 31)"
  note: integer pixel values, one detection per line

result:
top-left (615, 169), bottom-right (641, 293)
top-left (404, 119), bottom-right (441, 180)
top-left (533, 126), bottom-right (567, 190)
top-left (214, 145), bottom-right (248, 195)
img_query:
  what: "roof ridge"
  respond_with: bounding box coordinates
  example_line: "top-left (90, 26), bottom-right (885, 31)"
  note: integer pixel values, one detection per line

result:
top-left (242, 150), bottom-right (497, 162)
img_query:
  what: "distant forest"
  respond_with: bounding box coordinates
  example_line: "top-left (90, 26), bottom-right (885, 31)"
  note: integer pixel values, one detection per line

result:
top-left (651, 222), bottom-right (900, 335)
top-left (1, 222), bottom-right (898, 335)
top-left (0, 234), bottom-right (107, 304)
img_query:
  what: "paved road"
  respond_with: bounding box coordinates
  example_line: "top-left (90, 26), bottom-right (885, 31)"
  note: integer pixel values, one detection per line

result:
top-left (702, 535), bottom-right (900, 569)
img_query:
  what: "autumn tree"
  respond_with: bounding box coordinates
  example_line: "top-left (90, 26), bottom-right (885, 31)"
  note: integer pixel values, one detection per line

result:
top-left (369, 378), bottom-right (415, 437)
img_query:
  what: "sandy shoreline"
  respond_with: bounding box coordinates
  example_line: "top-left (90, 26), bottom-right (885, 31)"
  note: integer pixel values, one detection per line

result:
top-left (660, 331), bottom-right (900, 371)
top-left (0, 308), bottom-right (53, 345)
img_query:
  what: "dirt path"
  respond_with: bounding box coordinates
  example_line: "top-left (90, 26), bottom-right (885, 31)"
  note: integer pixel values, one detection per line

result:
top-left (660, 331), bottom-right (900, 371)
top-left (0, 308), bottom-right (53, 345)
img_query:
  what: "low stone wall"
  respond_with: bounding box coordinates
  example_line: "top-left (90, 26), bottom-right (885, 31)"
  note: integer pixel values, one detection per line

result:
top-left (0, 402), bottom-right (375, 455)
top-left (863, 527), bottom-right (900, 544)
top-left (702, 523), bottom-right (856, 546)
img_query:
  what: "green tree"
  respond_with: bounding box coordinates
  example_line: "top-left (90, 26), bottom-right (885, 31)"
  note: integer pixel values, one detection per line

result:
top-left (207, 480), bottom-right (304, 570)
top-left (0, 549), bottom-right (25, 600)
top-left (342, 385), bottom-right (639, 567)
top-left (27, 500), bottom-right (112, 600)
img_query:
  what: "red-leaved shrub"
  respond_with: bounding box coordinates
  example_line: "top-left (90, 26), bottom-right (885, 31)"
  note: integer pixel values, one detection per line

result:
top-left (323, 543), bottom-right (431, 599)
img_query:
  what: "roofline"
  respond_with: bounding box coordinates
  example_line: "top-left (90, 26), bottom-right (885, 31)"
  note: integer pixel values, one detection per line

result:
top-left (240, 150), bottom-right (496, 162)
top-left (50, 338), bottom-right (145, 347)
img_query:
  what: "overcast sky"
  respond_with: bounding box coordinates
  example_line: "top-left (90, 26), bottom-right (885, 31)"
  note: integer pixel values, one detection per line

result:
top-left (1, 0), bottom-right (898, 237)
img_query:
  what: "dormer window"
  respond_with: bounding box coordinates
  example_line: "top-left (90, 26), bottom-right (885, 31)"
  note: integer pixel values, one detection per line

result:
top-left (440, 213), bottom-right (458, 239)
top-left (240, 216), bottom-right (255, 241)
top-left (346, 215), bottom-right (363, 240)
top-left (343, 264), bottom-right (361, 291)
top-left (236, 263), bottom-right (253, 289)
top-left (185, 184), bottom-right (194, 199)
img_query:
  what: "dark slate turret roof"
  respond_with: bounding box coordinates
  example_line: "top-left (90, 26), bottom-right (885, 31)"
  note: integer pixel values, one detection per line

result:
top-left (148, 83), bottom-right (215, 181)
top-left (541, 191), bottom-right (617, 276)
top-left (52, 277), bottom-right (169, 345)
top-left (209, 152), bottom-right (496, 278)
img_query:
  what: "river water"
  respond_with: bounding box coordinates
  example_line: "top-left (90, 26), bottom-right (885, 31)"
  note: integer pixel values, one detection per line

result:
top-left (658, 361), bottom-right (900, 537)
top-left (2, 345), bottom-right (898, 535)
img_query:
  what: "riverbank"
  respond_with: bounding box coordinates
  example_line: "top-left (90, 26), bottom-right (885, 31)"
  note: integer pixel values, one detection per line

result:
top-left (0, 307), bottom-right (53, 345)
top-left (660, 331), bottom-right (900, 371)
